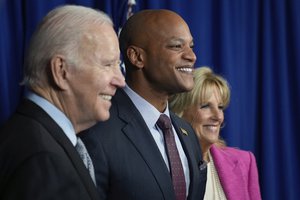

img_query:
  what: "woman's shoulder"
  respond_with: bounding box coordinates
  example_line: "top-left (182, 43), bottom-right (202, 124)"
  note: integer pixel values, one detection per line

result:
top-left (211, 144), bottom-right (255, 159)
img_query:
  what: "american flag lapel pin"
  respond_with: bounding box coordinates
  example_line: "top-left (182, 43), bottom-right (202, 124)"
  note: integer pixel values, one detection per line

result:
top-left (180, 128), bottom-right (188, 136)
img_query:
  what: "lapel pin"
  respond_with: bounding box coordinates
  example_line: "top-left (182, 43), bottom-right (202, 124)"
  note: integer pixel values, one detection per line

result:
top-left (180, 128), bottom-right (188, 136)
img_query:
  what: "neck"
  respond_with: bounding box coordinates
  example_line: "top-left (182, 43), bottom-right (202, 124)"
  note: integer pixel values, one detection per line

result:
top-left (200, 141), bottom-right (211, 162)
top-left (127, 81), bottom-right (169, 113)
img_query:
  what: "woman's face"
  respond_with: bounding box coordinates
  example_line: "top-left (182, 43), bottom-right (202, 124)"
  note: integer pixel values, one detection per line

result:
top-left (183, 86), bottom-right (224, 148)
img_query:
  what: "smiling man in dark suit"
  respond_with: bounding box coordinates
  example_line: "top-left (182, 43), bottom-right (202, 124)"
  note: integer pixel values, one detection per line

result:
top-left (81, 9), bottom-right (207, 200)
top-left (0, 5), bottom-right (125, 200)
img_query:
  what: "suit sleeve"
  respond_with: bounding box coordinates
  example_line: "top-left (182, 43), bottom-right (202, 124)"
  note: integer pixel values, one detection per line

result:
top-left (248, 152), bottom-right (262, 200)
top-left (1, 152), bottom-right (83, 200)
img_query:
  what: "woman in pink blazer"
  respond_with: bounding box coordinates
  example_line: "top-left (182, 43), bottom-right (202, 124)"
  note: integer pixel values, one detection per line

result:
top-left (169, 67), bottom-right (261, 200)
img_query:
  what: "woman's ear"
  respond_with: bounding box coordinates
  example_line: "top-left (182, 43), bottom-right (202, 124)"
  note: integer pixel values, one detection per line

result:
top-left (127, 45), bottom-right (145, 69)
top-left (50, 55), bottom-right (69, 90)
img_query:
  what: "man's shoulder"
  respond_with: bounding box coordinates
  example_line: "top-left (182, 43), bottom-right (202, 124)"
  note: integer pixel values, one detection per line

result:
top-left (170, 111), bottom-right (192, 129)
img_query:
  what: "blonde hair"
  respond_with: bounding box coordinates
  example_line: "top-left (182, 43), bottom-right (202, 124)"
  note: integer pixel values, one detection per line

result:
top-left (169, 66), bottom-right (230, 147)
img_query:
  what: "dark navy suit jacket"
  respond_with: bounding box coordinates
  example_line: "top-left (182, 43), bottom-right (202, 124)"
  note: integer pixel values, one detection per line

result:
top-left (0, 99), bottom-right (99, 200)
top-left (81, 88), bottom-right (207, 200)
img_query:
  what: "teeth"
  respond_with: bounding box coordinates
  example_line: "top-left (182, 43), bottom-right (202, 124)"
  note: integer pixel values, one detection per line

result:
top-left (101, 95), bottom-right (112, 101)
top-left (177, 67), bottom-right (193, 72)
top-left (205, 125), bottom-right (218, 131)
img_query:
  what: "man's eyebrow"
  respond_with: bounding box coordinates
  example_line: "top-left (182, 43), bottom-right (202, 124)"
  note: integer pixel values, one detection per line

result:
top-left (168, 37), bottom-right (194, 44)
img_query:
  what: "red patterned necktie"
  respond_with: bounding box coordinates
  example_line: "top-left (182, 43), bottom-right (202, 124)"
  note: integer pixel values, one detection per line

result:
top-left (156, 114), bottom-right (186, 200)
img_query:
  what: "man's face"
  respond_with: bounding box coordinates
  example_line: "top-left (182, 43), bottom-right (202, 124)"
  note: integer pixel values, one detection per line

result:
top-left (141, 15), bottom-right (197, 95)
top-left (67, 24), bottom-right (125, 128)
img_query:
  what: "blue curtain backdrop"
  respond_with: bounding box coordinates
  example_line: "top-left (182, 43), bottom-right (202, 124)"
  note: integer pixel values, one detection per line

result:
top-left (1, 0), bottom-right (299, 199)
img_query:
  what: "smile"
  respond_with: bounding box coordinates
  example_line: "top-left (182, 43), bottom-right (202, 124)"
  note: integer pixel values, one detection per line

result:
top-left (100, 95), bottom-right (112, 101)
top-left (204, 125), bottom-right (219, 132)
top-left (176, 67), bottom-right (193, 74)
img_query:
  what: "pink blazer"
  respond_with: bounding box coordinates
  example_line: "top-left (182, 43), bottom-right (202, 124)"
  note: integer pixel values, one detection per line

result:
top-left (210, 144), bottom-right (262, 200)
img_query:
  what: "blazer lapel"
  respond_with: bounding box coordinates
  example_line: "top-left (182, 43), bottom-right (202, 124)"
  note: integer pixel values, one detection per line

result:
top-left (114, 90), bottom-right (175, 199)
top-left (18, 99), bottom-right (99, 200)
top-left (210, 144), bottom-right (247, 200)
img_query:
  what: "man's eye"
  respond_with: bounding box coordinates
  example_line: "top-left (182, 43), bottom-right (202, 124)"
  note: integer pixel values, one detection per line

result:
top-left (169, 44), bottom-right (182, 49)
top-left (104, 60), bottom-right (121, 68)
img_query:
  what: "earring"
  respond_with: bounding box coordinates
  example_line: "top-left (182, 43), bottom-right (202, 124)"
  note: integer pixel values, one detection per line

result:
top-left (220, 122), bottom-right (226, 129)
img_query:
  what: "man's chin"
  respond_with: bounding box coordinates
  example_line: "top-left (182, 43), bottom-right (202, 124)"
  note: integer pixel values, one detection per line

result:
top-left (97, 111), bottom-right (110, 122)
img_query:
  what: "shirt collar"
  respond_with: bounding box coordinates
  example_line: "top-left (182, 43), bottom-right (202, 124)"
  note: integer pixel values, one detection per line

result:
top-left (123, 85), bottom-right (170, 128)
top-left (26, 92), bottom-right (77, 146)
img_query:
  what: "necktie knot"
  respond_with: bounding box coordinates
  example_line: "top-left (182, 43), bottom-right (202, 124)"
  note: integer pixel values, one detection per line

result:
top-left (156, 114), bottom-right (172, 130)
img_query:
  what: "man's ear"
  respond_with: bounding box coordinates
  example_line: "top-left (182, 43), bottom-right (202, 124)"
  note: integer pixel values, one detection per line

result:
top-left (50, 55), bottom-right (69, 90)
top-left (127, 45), bottom-right (145, 69)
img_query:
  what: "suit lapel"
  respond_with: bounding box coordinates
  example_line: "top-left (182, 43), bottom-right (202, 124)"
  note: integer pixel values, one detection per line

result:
top-left (17, 99), bottom-right (99, 200)
top-left (114, 90), bottom-right (175, 199)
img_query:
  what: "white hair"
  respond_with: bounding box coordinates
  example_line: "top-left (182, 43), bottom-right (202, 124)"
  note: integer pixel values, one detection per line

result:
top-left (22, 5), bottom-right (113, 89)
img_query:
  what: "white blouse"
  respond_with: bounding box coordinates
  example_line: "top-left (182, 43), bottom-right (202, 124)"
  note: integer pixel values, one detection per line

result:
top-left (203, 151), bottom-right (227, 200)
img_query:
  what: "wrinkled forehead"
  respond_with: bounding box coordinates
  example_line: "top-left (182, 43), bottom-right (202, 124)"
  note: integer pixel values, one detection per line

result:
top-left (79, 24), bottom-right (119, 63)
